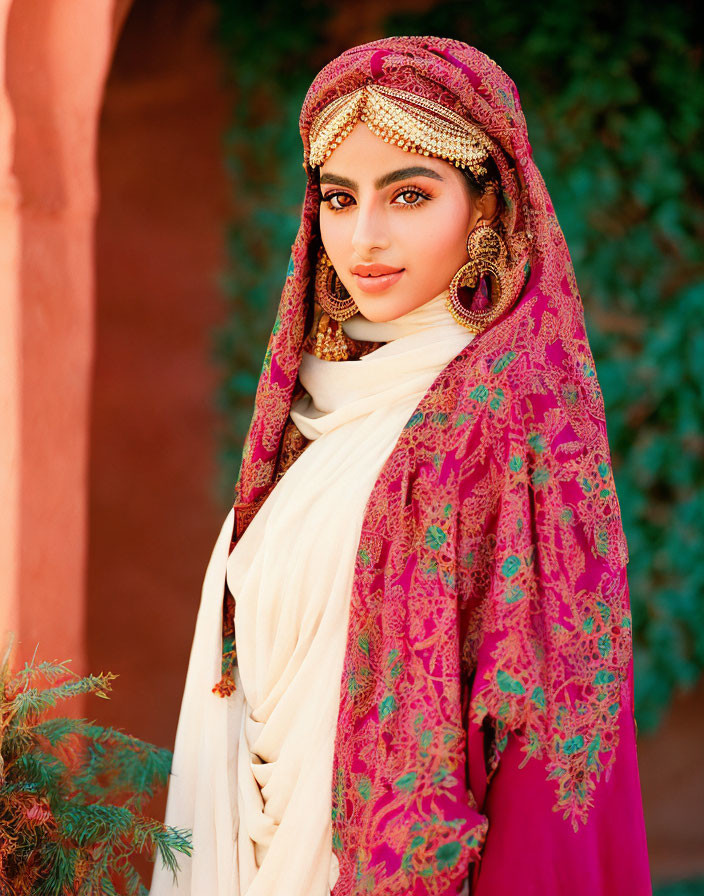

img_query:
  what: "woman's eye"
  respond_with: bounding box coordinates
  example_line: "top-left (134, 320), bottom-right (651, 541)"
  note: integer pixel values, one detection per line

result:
top-left (321, 192), bottom-right (354, 210)
top-left (393, 189), bottom-right (429, 207)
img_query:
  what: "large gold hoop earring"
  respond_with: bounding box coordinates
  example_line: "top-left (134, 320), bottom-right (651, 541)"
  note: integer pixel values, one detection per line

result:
top-left (314, 246), bottom-right (359, 321)
top-left (446, 222), bottom-right (511, 334)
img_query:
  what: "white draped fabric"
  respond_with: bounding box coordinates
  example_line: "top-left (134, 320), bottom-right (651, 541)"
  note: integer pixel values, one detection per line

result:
top-left (149, 289), bottom-right (475, 896)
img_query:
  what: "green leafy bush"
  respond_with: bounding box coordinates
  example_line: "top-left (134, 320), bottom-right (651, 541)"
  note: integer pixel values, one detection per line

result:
top-left (654, 879), bottom-right (704, 896)
top-left (0, 635), bottom-right (191, 895)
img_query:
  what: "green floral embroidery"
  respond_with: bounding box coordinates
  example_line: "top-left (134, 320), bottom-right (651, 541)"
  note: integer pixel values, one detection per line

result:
top-left (563, 384), bottom-right (579, 405)
top-left (357, 777), bottom-right (372, 800)
top-left (587, 734), bottom-right (601, 764)
top-left (490, 350), bottom-right (517, 374)
top-left (386, 648), bottom-right (403, 679)
top-left (424, 557), bottom-right (438, 577)
top-left (531, 686), bottom-right (546, 708)
top-left (527, 431), bottom-right (546, 453)
top-left (489, 387), bottom-right (505, 410)
top-left (395, 771), bottom-right (417, 791)
top-left (436, 841), bottom-right (462, 869)
top-left (504, 584), bottom-right (525, 603)
top-left (594, 669), bottom-right (616, 685)
top-left (563, 735), bottom-right (585, 755)
top-left (425, 525), bottom-right (447, 550)
top-left (596, 600), bottom-right (611, 622)
top-left (531, 466), bottom-right (550, 486)
top-left (598, 633), bottom-right (612, 657)
top-left (497, 669), bottom-right (526, 694)
top-left (501, 555), bottom-right (521, 577)
top-left (357, 547), bottom-right (371, 566)
top-left (378, 694), bottom-right (397, 720)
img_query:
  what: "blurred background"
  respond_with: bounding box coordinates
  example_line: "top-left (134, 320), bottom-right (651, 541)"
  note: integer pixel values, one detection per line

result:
top-left (1, 0), bottom-right (701, 890)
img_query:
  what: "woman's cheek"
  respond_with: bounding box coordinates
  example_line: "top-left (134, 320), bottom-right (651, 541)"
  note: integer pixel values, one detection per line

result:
top-left (406, 228), bottom-right (445, 269)
top-left (322, 224), bottom-right (350, 265)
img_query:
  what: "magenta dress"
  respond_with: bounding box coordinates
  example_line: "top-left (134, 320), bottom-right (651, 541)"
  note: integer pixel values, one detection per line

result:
top-left (467, 664), bottom-right (650, 894)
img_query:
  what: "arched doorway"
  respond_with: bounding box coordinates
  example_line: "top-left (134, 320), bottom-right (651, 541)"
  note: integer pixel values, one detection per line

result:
top-left (88, 0), bottom-right (233, 763)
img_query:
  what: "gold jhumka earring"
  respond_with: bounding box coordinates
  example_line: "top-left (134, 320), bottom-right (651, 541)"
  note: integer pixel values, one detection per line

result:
top-left (314, 246), bottom-right (358, 321)
top-left (446, 219), bottom-right (511, 334)
top-left (312, 246), bottom-right (358, 361)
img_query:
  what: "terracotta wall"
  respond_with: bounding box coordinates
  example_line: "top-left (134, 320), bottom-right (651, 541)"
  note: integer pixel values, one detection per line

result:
top-left (87, 0), bottom-right (233, 750)
top-left (0, 0), bottom-right (20, 649)
top-left (0, 0), bottom-right (131, 692)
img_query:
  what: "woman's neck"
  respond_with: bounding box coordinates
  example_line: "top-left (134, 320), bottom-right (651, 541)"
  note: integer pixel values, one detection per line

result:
top-left (341, 288), bottom-right (452, 343)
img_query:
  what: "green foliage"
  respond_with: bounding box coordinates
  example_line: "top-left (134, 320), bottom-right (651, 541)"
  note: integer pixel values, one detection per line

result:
top-left (0, 635), bottom-right (192, 895)
top-left (212, 1), bottom-right (704, 731)
top-left (211, 0), bottom-right (334, 496)
top-left (654, 879), bottom-right (704, 896)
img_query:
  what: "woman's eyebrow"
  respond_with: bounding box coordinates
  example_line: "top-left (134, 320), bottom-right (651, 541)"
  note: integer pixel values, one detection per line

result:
top-left (319, 166), bottom-right (445, 191)
top-left (375, 166), bottom-right (445, 189)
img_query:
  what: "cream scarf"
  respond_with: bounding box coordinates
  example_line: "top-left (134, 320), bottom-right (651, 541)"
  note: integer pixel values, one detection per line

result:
top-left (148, 288), bottom-right (475, 896)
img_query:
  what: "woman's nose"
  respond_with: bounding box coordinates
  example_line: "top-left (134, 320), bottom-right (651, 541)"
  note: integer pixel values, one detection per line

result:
top-left (350, 202), bottom-right (390, 257)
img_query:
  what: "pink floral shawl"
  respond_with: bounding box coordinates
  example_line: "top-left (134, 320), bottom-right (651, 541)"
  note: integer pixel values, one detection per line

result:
top-left (214, 36), bottom-right (652, 896)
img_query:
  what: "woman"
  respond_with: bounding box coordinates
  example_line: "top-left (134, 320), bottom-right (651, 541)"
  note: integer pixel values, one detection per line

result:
top-left (150, 37), bottom-right (652, 896)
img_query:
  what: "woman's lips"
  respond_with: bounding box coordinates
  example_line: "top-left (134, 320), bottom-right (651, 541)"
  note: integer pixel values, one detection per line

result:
top-left (352, 269), bottom-right (405, 293)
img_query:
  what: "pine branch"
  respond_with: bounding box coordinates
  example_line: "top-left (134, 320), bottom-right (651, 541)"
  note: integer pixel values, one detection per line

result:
top-left (8, 674), bottom-right (116, 726)
top-left (0, 634), bottom-right (193, 895)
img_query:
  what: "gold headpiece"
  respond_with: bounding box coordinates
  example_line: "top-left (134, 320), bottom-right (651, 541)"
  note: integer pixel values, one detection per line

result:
top-left (307, 83), bottom-right (494, 177)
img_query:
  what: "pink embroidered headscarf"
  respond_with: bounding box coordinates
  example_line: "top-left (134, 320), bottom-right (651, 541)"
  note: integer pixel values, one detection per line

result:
top-left (214, 37), bottom-right (647, 895)
top-left (230, 36), bottom-right (565, 512)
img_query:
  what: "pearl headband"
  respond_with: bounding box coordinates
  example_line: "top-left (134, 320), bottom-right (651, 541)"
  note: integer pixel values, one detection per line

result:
top-left (307, 83), bottom-right (494, 177)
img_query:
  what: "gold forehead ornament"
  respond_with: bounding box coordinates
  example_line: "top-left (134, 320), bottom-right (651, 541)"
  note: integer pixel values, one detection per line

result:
top-left (307, 83), bottom-right (494, 177)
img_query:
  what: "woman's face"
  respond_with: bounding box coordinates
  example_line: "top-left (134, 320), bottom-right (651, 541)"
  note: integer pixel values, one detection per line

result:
top-left (318, 121), bottom-right (495, 322)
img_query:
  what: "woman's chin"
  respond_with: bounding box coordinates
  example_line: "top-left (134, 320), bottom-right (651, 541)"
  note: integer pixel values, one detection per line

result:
top-left (353, 300), bottom-right (410, 323)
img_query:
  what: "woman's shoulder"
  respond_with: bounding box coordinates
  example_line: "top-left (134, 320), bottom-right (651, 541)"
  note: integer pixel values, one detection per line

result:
top-left (446, 318), bottom-right (606, 434)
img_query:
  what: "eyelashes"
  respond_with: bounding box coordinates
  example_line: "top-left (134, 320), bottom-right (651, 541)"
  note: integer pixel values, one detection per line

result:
top-left (320, 186), bottom-right (432, 212)
top-left (321, 192), bottom-right (355, 211)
